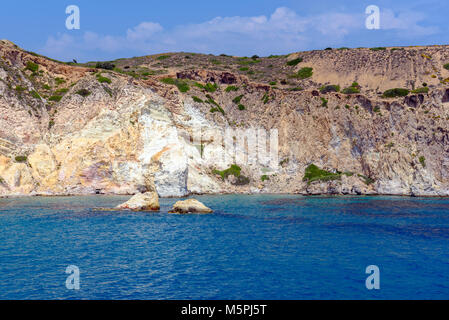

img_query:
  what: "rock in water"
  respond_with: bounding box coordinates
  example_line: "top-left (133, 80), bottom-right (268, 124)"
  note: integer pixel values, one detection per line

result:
top-left (116, 192), bottom-right (160, 211)
top-left (168, 199), bottom-right (213, 214)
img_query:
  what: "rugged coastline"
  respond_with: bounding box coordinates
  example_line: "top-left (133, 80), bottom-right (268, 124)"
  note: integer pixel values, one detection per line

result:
top-left (1, 40), bottom-right (449, 198)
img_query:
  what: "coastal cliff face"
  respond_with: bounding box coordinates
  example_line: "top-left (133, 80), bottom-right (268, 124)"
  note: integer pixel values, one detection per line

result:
top-left (1, 39), bottom-right (448, 197)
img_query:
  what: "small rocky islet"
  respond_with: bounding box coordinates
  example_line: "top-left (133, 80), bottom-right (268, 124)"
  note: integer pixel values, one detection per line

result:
top-left (112, 192), bottom-right (213, 214)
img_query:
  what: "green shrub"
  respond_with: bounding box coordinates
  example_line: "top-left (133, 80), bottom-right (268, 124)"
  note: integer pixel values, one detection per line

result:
top-left (15, 156), bottom-right (28, 163)
top-left (25, 61), bottom-right (39, 72)
top-left (203, 83), bottom-right (217, 93)
top-left (237, 58), bottom-right (260, 65)
top-left (321, 97), bottom-right (328, 107)
top-left (43, 84), bottom-right (51, 90)
top-left (232, 95), bottom-right (243, 104)
top-left (55, 88), bottom-right (69, 95)
top-left (238, 104), bottom-right (245, 110)
top-left (370, 47), bottom-right (386, 51)
top-left (213, 164), bottom-right (242, 179)
top-left (261, 175), bottom-right (269, 182)
top-left (239, 67), bottom-right (249, 71)
top-left (288, 87), bottom-right (303, 91)
top-left (286, 57), bottom-right (303, 66)
top-left (320, 85), bottom-right (340, 94)
top-left (269, 81), bottom-right (277, 86)
top-left (156, 55), bottom-right (170, 60)
top-left (342, 87), bottom-right (359, 94)
top-left (49, 95), bottom-right (62, 102)
top-left (225, 85), bottom-right (239, 92)
top-left (30, 90), bottom-right (41, 99)
top-left (411, 87), bottom-right (429, 94)
top-left (206, 95), bottom-right (225, 115)
top-left (160, 77), bottom-right (176, 85)
top-left (95, 62), bottom-right (115, 70)
top-left (15, 85), bottom-right (26, 93)
top-left (262, 93), bottom-right (270, 104)
top-left (192, 96), bottom-right (203, 103)
top-left (296, 67), bottom-right (313, 79)
top-left (55, 78), bottom-right (66, 85)
top-left (194, 82), bottom-right (218, 93)
top-left (443, 63), bottom-right (449, 70)
top-left (97, 74), bottom-right (112, 84)
top-left (76, 89), bottom-right (91, 97)
top-left (175, 81), bottom-right (190, 93)
top-left (419, 156), bottom-right (426, 167)
top-left (382, 88), bottom-right (409, 98)
top-left (160, 77), bottom-right (189, 92)
top-left (342, 83), bottom-right (360, 94)
top-left (303, 164), bottom-right (341, 184)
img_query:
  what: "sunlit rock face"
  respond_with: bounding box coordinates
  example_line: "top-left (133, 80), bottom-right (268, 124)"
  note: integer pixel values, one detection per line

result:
top-left (1, 40), bottom-right (449, 197)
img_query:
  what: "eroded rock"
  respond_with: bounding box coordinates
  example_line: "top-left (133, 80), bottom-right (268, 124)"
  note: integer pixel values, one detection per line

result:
top-left (168, 199), bottom-right (213, 214)
top-left (115, 191), bottom-right (160, 211)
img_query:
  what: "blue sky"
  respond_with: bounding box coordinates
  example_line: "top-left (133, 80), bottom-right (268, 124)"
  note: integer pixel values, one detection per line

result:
top-left (0, 0), bottom-right (447, 62)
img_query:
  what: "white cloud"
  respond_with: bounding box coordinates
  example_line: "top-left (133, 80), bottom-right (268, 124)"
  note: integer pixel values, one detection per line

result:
top-left (381, 9), bottom-right (438, 36)
top-left (126, 22), bottom-right (164, 41)
top-left (40, 7), bottom-right (438, 61)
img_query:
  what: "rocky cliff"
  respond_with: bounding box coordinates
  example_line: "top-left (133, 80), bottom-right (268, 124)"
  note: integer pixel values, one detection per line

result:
top-left (1, 39), bottom-right (448, 197)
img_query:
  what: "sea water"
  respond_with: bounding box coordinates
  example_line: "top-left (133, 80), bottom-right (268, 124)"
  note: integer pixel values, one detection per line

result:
top-left (0, 195), bottom-right (448, 299)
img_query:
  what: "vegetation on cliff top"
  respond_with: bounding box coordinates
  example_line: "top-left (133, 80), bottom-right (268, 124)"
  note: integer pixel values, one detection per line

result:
top-left (286, 57), bottom-right (303, 66)
top-left (320, 84), bottom-right (340, 94)
top-left (382, 88), bottom-right (409, 98)
top-left (303, 164), bottom-right (342, 184)
top-left (303, 164), bottom-right (373, 185)
top-left (411, 87), bottom-right (429, 94)
top-left (160, 77), bottom-right (190, 92)
top-left (96, 74), bottom-right (112, 84)
top-left (294, 67), bottom-right (313, 79)
top-left (14, 156), bottom-right (28, 163)
top-left (213, 165), bottom-right (250, 185)
top-left (76, 89), bottom-right (91, 97)
top-left (342, 82), bottom-right (360, 94)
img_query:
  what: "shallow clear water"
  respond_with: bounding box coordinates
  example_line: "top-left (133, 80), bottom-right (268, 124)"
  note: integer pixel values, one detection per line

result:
top-left (0, 195), bottom-right (449, 300)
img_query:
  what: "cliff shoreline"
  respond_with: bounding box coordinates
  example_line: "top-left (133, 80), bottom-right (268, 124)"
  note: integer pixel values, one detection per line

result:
top-left (1, 40), bottom-right (449, 198)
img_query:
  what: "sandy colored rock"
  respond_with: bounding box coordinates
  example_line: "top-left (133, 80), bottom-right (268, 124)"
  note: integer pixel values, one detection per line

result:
top-left (28, 144), bottom-right (57, 180)
top-left (169, 199), bottom-right (213, 214)
top-left (1, 40), bottom-right (449, 197)
top-left (115, 191), bottom-right (160, 211)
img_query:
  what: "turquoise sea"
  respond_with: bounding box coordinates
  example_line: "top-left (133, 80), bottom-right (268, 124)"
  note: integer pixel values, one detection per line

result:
top-left (0, 195), bottom-right (448, 299)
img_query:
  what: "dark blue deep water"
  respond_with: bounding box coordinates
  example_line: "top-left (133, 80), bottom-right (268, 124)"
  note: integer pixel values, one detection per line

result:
top-left (1, 195), bottom-right (449, 300)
